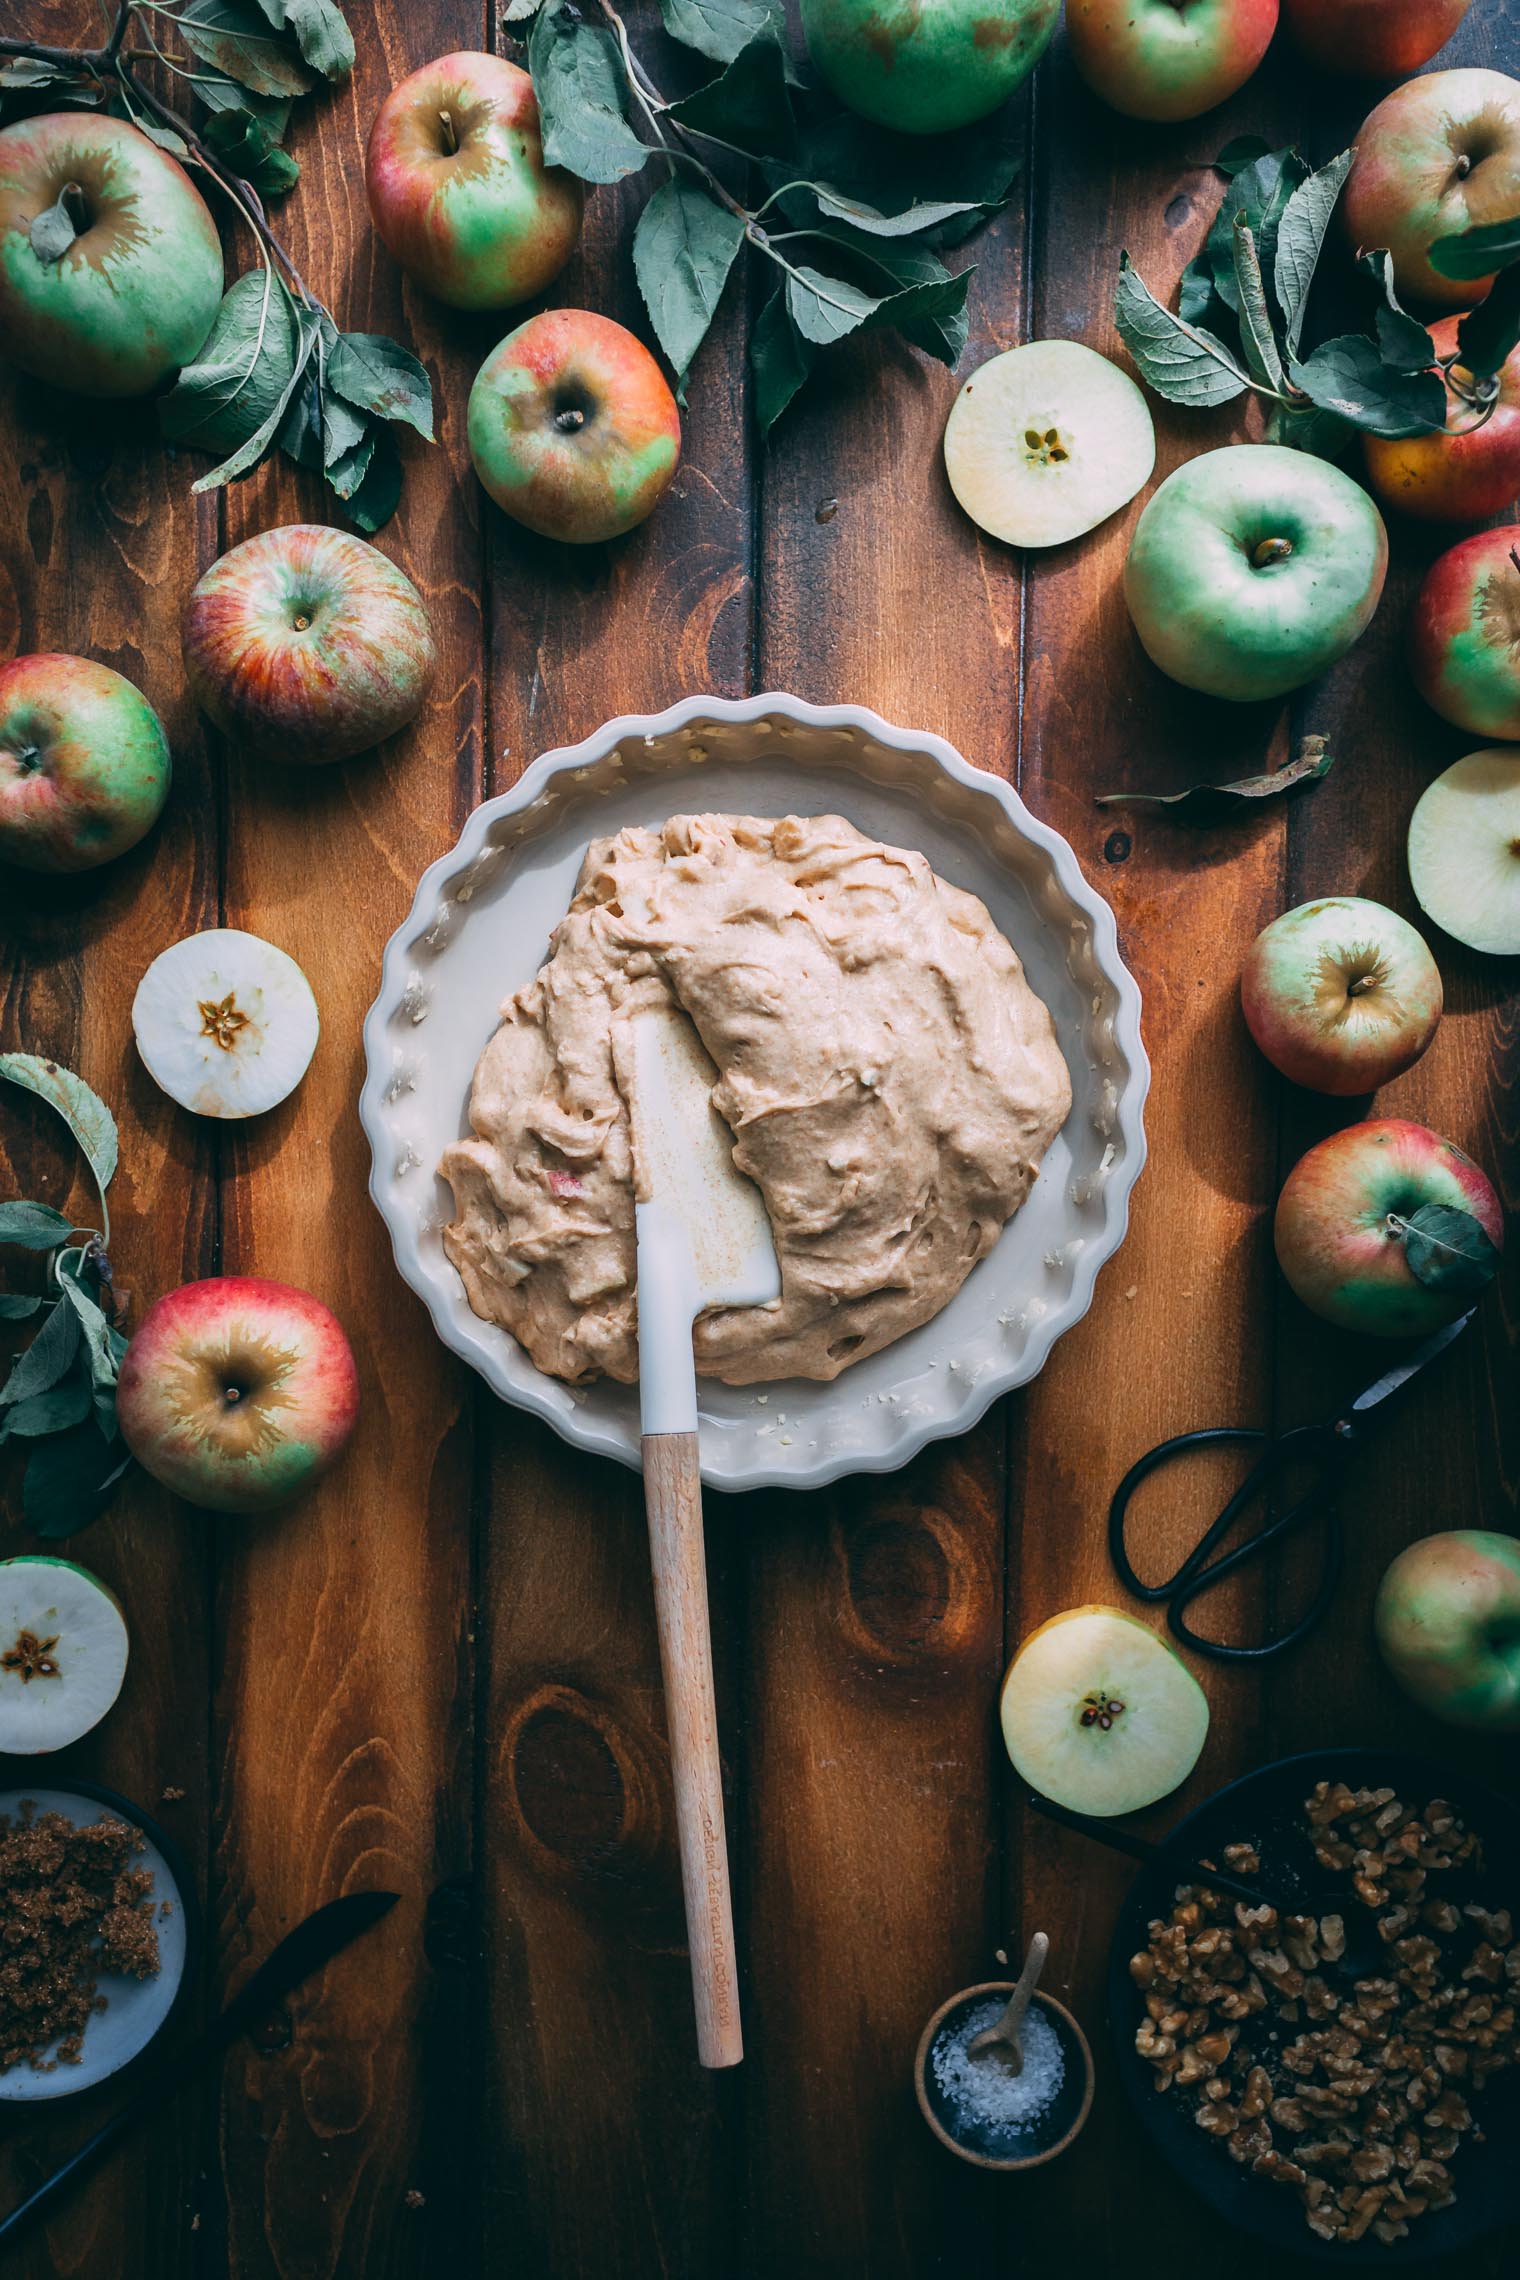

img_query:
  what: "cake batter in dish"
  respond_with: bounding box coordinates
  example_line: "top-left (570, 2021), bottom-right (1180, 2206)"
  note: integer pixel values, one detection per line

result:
top-left (440, 812), bottom-right (1071, 1386)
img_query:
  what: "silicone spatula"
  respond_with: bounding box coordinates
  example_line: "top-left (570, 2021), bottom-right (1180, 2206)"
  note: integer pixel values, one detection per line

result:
top-left (626, 1001), bottom-right (780, 2069)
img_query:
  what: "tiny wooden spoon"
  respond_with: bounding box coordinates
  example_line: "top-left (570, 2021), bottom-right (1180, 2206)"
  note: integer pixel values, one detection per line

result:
top-left (966, 1930), bottom-right (1049, 2074)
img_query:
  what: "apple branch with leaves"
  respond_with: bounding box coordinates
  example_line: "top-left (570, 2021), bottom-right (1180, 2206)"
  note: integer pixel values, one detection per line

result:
top-left (517, 0), bottom-right (1022, 430)
top-left (0, 1058), bottom-right (136, 1539)
top-left (0, 1), bottom-right (433, 528)
top-left (1116, 141), bottom-right (1520, 457)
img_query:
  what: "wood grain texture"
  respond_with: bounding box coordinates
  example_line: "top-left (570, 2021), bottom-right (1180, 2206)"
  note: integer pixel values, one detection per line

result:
top-left (1, 3), bottom-right (1517, 2275)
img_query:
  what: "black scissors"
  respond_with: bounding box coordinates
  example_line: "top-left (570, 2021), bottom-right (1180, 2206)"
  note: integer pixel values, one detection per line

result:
top-left (1107, 1311), bottom-right (1474, 1664)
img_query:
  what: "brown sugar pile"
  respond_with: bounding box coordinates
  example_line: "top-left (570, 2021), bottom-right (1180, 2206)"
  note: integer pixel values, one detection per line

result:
top-left (0, 1803), bottom-right (161, 2073)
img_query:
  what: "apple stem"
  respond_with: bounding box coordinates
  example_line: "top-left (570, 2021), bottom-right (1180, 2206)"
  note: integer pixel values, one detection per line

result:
top-left (437, 108), bottom-right (457, 156)
top-left (1251, 537), bottom-right (1294, 569)
top-left (1346, 974), bottom-right (1378, 997)
top-left (554, 407), bottom-right (587, 434)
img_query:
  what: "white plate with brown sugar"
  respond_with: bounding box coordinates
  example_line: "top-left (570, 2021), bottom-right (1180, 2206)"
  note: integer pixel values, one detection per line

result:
top-left (359, 692), bottom-right (1149, 1491)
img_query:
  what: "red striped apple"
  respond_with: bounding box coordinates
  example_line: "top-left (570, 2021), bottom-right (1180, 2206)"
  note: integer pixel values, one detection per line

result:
top-left (1284, 0), bottom-right (1473, 76)
top-left (1375, 1531), bottom-right (1520, 1731)
top-left (182, 525), bottom-right (436, 765)
top-left (1241, 897), bottom-right (1443, 1096)
top-left (1275, 1119), bottom-right (1503, 1338)
top-left (365, 52), bottom-right (582, 312)
top-left (117, 1277), bottom-right (359, 1515)
top-left (1, 653), bottom-right (170, 874)
top-left (1342, 70), bottom-right (1520, 307)
top-left (1067, 0), bottom-right (1278, 124)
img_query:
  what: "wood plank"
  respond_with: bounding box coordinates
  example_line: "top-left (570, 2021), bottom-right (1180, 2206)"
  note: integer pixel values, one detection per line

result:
top-left (1005, 33), bottom-right (1297, 2273)
top-left (477, 8), bottom-right (755, 2269)
top-left (205, 5), bottom-right (485, 2273)
top-left (0, 11), bottom-right (221, 2263)
top-left (740, 104), bottom-right (1033, 2271)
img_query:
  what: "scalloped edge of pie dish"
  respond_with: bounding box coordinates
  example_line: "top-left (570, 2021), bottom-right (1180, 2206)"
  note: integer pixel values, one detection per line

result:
top-left (359, 693), bottom-right (1149, 1491)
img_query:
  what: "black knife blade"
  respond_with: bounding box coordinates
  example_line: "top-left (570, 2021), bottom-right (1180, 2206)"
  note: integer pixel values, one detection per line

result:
top-left (0, 1889), bottom-right (400, 2250)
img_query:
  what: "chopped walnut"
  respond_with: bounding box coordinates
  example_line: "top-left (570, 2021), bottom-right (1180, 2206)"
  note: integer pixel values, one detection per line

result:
top-left (1128, 1783), bottom-right (1520, 2247)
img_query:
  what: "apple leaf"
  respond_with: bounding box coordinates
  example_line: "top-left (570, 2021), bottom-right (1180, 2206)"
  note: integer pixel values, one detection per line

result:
top-left (659, 0), bottom-right (787, 67)
top-left (1273, 149), bottom-right (1354, 362)
top-left (3, 1373), bottom-right (93, 1441)
top-left (528, 1), bottom-right (649, 184)
top-left (347, 424), bottom-right (404, 534)
top-left (176, 0), bottom-right (319, 102)
top-left (502, 0), bottom-right (544, 16)
top-left (1115, 252), bottom-right (1251, 408)
top-left (788, 113), bottom-right (1020, 247)
top-left (202, 105), bottom-right (301, 197)
top-left (751, 285), bottom-right (814, 433)
top-left (248, 0), bottom-right (355, 82)
top-left (0, 1202), bottom-right (75, 1252)
top-left (1290, 334), bottom-right (1446, 437)
top-left (1210, 135), bottom-right (1272, 179)
top-left (869, 266), bottom-right (973, 367)
top-left (28, 188), bottom-right (82, 265)
top-left (0, 1298), bottom-right (81, 1410)
top-left (634, 176), bottom-right (746, 385)
top-left (0, 1054), bottom-right (117, 1213)
top-left (0, 1293), bottom-right (43, 1320)
top-left (23, 1419), bottom-right (132, 1539)
top-left (1456, 262), bottom-right (1520, 384)
top-left (0, 58), bottom-right (75, 91)
top-left (161, 267), bottom-right (300, 455)
top-left (1357, 251), bottom-right (1437, 374)
top-left (1389, 1205), bottom-right (1501, 1298)
top-left (326, 331), bottom-right (435, 441)
top-left (1233, 218), bottom-right (1285, 391)
top-left (1196, 147), bottom-right (1308, 318)
top-left (667, 32), bottom-right (795, 158)
top-left (784, 266), bottom-right (882, 347)
top-left (1429, 216), bottom-right (1520, 282)
top-left (808, 185), bottom-right (985, 238)
top-left (191, 302), bottom-right (318, 493)
top-left (1096, 738), bottom-right (1334, 824)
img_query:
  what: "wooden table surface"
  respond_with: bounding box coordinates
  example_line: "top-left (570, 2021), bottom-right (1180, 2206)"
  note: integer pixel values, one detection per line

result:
top-left (3, 4), bottom-right (1518, 2274)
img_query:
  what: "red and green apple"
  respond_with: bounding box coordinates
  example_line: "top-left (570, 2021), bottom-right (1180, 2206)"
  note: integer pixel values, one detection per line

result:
top-left (468, 309), bottom-right (681, 545)
top-left (1274, 1118), bottom-right (1503, 1338)
top-left (1375, 1531), bottom-right (1520, 1731)
top-left (365, 51), bottom-right (582, 311)
top-left (117, 1277), bottom-right (359, 1515)
top-left (1364, 316), bottom-right (1520, 525)
top-left (1242, 897), bottom-right (1443, 1097)
top-left (1410, 525), bottom-right (1520, 738)
top-left (798, 0), bottom-right (1058, 136)
top-left (0, 652), bottom-right (170, 874)
top-left (182, 525), bottom-right (436, 765)
top-left (1283, 0), bottom-right (1473, 77)
top-left (0, 113), bottom-right (222, 397)
top-left (1124, 444), bottom-right (1387, 702)
top-left (1067, 0), bottom-right (1278, 124)
top-left (1342, 69), bottom-right (1520, 308)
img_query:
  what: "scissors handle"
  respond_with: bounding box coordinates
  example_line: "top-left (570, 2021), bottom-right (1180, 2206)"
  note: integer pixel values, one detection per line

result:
top-left (1108, 1423), bottom-right (1343, 1663)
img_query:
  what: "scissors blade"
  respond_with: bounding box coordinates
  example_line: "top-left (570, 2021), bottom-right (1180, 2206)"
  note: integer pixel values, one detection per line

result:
top-left (1349, 1310), bottom-right (1475, 1418)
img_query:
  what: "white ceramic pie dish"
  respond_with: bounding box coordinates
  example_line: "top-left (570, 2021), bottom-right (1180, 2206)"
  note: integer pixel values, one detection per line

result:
top-left (359, 693), bottom-right (1148, 1491)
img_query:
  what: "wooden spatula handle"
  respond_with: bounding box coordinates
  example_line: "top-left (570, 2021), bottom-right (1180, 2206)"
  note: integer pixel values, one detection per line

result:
top-left (643, 1429), bottom-right (743, 2070)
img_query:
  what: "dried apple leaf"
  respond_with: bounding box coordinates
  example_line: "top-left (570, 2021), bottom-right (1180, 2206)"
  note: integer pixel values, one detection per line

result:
top-left (1388, 1205), bottom-right (1501, 1297)
top-left (1096, 738), bottom-right (1333, 824)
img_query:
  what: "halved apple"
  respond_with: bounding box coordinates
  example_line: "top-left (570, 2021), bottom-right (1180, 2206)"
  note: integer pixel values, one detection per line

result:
top-left (1407, 748), bottom-right (1520, 957)
top-left (999, 1604), bottom-right (1209, 1817)
top-left (0, 1556), bottom-right (129, 1753)
top-left (943, 340), bottom-right (1155, 548)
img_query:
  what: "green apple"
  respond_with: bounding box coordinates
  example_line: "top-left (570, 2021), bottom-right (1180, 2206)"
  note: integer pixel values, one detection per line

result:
top-left (0, 112), bottom-right (222, 397)
top-left (999, 1604), bottom-right (1210, 1816)
top-left (1124, 444), bottom-right (1388, 701)
top-left (798, 0), bottom-right (1059, 136)
top-left (1374, 1531), bottom-right (1520, 1731)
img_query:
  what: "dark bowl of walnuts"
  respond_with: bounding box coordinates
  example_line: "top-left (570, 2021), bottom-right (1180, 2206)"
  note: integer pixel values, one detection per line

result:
top-left (1106, 1748), bottom-right (1520, 2263)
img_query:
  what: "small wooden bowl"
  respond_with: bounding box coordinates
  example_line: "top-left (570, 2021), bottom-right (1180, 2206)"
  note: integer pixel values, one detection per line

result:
top-left (914, 1981), bottom-right (1095, 2172)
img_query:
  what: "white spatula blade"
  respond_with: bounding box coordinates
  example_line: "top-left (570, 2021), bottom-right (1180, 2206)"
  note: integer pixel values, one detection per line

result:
top-left (629, 1004), bottom-right (780, 1313)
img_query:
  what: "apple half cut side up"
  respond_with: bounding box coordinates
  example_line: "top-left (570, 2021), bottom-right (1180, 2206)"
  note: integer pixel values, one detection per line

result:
top-left (0, 1558), bottom-right (129, 1753)
top-left (1408, 749), bottom-right (1520, 956)
top-left (944, 341), bottom-right (1155, 549)
top-left (1000, 1604), bottom-right (1210, 1818)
